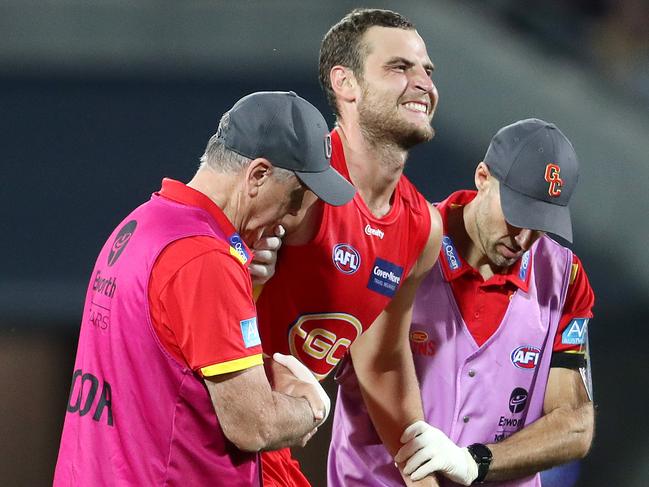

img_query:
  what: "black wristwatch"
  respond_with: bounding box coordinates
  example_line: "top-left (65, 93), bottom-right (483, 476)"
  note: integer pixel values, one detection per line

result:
top-left (467, 443), bottom-right (492, 484)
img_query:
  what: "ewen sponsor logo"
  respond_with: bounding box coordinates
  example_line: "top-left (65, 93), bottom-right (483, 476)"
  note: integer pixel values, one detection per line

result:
top-left (509, 387), bottom-right (528, 413)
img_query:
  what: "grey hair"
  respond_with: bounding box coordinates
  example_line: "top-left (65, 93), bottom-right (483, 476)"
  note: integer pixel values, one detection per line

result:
top-left (199, 112), bottom-right (296, 181)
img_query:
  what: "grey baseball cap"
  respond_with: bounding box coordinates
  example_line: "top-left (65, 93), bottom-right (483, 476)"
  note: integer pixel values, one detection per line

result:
top-left (484, 118), bottom-right (579, 242)
top-left (217, 91), bottom-right (355, 206)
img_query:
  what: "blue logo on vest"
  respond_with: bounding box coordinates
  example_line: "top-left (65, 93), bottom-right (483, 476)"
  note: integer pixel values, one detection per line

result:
top-left (240, 317), bottom-right (261, 348)
top-left (519, 251), bottom-right (531, 281)
top-left (561, 318), bottom-right (589, 345)
top-left (229, 233), bottom-right (250, 265)
top-left (367, 258), bottom-right (403, 297)
top-left (441, 235), bottom-right (461, 271)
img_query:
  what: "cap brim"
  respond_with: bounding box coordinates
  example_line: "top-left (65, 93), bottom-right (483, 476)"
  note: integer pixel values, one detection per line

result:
top-left (499, 183), bottom-right (573, 242)
top-left (295, 165), bottom-right (356, 206)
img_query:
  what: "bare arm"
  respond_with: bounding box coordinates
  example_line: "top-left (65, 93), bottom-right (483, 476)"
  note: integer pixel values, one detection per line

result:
top-left (485, 367), bottom-right (594, 481)
top-left (350, 204), bottom-right (442, 484)
top-left (204, 362), bottom-right (323, 452)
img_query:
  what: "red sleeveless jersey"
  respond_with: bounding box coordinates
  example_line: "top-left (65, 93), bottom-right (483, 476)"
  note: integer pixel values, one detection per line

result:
top-left (256, 130), bottom-right (431, 379)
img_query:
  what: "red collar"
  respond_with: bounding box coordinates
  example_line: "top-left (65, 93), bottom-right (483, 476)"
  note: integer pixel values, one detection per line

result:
top-left (157, 178), bottom-right (252, 266)
top-left (436, 190), bottom-right (532, 291)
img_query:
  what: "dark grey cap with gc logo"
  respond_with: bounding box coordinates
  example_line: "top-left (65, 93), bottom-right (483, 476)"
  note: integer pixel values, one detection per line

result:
top-left (217, 91), bottom-right (355, 206)
top-left (484, 118), bottom-right (580, 242)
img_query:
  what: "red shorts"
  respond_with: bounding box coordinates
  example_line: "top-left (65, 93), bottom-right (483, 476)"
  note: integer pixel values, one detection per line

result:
top-left (261, 448), bottom-right (311, 487)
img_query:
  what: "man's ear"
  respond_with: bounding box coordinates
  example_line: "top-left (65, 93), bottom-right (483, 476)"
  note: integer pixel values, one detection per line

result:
top-left (246, 158), bottom-right (272, 197)
top-left (330, 66), bottom-right (358, 105)
top-left (475, 162), bottom-right (492, 192)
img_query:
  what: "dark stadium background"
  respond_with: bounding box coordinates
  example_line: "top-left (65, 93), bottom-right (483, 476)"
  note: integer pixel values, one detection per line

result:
top-left (1, 1), bottom-right (647, 485)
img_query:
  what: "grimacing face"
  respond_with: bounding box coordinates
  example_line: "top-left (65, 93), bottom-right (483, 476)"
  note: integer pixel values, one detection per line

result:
top-left (355, 26), bottom-right (438, 149)
top-left (474, 178), bottom-right (543, 269)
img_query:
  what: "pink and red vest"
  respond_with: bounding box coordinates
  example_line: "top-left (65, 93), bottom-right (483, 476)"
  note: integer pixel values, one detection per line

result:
top-left (328, 235), bottom-right (572, 487)
top-left (54, 194), bottom-right (260, 487)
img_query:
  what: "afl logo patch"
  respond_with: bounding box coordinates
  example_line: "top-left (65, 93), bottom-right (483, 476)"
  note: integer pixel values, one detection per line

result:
top-left (332, 243), bottom-right (361, 274)
top-left (108, 220), bottom-right (137, 266)
top-left (511, 345), bottom-right (541, 369)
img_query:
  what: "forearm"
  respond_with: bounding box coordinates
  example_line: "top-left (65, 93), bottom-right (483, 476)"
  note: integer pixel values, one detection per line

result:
top-left (486, 401), bottom-right (594, 481)
top-left (205, 366), bottom-right (319, 452)
top-left (353, 345), bottom-right (424, 456)
top-left (258, 392), bottom-right (316, 451)
top-left (359, 354), bottom-right (438, 487)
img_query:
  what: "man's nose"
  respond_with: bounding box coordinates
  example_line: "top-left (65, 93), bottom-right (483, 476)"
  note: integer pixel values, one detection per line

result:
top-left (514, 228), bottom-right (535, 250)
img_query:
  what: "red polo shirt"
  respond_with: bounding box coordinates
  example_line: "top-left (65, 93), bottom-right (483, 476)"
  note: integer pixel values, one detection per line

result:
top-left (147, 179), bottom-right (263, 377)
top-left (437, 191), bottom-right (594, 359)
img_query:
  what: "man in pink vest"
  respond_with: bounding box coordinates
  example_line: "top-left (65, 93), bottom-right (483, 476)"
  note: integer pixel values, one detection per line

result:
top-left (329, 119), bottom-right (595, 487)
top-left (54, 91), bottom-right (355, 486)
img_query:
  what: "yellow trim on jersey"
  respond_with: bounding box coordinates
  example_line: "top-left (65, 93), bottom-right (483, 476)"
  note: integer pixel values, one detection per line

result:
top-left (561, 349), bottom-right (585, 355)
top-left (200, 353), bottom-right (263, 377)
top-left (229, 246), bottom-right (248, 266)
top-left (253, 284), bottom-right (264, 302)
top-left (570, 263), bottom-right (579, 285)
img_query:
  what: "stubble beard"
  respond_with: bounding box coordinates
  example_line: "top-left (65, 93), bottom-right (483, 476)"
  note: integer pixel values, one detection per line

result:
top-left (357, 88), bottom-right (434, 150)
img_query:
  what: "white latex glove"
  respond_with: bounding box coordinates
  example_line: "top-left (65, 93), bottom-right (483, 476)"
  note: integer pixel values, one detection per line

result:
top-left (249, 225), bottom-right (285, 285)
top-left (272, 353), bottom-right (331, 424)
top-left (394, 421), bottom-right (478, 485)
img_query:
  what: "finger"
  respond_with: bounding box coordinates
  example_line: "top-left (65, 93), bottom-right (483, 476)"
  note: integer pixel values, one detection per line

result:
top-left (274, 224), bottom-right (286, 238)
top-left (272, 353), bottom-right (304, 377)
top-left (411, 458), bottom-right (443, 482)
top-left (400, 420), bottom-right (428, 443)
top-left (248, 264), bottom-right (271, 278)
top-left (394, 436), bottom-right (425, 463)
top-left (254, 236), bottom-right (282, 251)
top-left (252, 249), bottom-right (276, 264)
top-left (403, 447), bottom-right (435, 475)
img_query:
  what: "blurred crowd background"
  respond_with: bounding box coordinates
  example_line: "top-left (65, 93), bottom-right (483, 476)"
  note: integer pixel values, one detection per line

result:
top-left (1, 1), bottom-right (647, 485)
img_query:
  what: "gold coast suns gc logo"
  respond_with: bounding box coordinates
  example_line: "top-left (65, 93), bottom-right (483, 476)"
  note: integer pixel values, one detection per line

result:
top-left (289, 312), bottom-right (363, 379)
top-left (544, 163), bottom-right (563, 197)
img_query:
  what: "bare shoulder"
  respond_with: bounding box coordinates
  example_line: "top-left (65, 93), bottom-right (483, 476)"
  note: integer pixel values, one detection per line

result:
top-left (413, 202), bottom-right (442, 278)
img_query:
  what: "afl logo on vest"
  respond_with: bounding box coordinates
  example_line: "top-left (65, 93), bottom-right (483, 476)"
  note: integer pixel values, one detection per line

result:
top-left (108, 220), bottom-right (137, 266)
top-left (332, 243), bottom-right (361, 274)
top-left (288, 312), bottom-right (363, 380)
top-left (511, 345), bottom-right (541, 369)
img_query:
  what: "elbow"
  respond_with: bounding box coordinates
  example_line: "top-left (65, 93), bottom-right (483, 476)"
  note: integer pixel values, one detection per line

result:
top-left (569, 402), bottom-right (595, 460)
top-left (220, 419), bottom-right (272, 452)
top-left (575, 403), bottom-right (595, 458)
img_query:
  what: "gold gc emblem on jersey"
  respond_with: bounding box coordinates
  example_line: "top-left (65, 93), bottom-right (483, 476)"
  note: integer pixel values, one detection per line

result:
top-left (288, 312), bottom-right (363, 379)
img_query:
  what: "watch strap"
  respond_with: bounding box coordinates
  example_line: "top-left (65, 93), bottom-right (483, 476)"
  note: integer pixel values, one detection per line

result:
top-left (467, 443), bottom-right (492, 484)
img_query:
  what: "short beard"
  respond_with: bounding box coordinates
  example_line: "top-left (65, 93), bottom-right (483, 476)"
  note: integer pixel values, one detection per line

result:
top-left (357, 86), bottom-right (434, 150)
